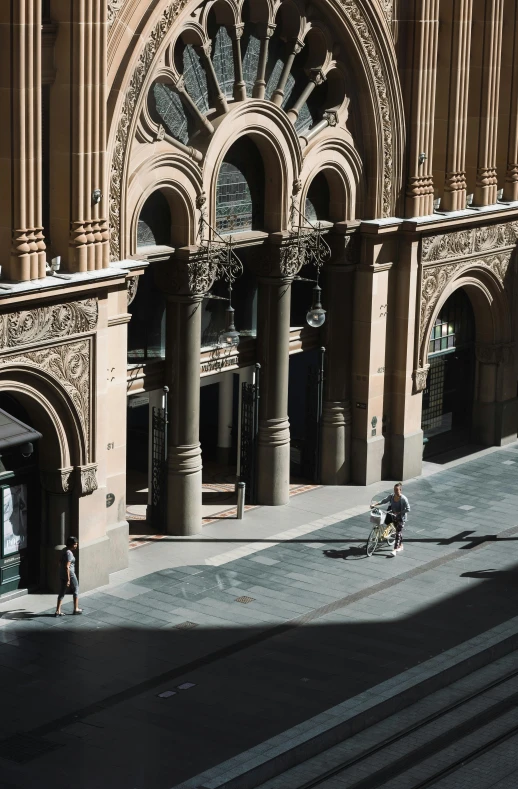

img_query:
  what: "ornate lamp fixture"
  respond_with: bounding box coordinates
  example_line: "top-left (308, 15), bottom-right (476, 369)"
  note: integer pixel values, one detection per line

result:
top-left (197, 195), bottom-right (244, 348)
top-left (289, 191), bottom-right (331, 328)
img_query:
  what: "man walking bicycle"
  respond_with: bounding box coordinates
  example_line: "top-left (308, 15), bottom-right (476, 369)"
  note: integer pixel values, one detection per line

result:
top-left (372, 483), bottom-right (410, 557)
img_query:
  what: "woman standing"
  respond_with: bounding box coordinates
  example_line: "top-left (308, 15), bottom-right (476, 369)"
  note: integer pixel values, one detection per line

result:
top-left (55, 536), bottom-right (82, 616)
top-left (373, 483), bottom-right (410, 557)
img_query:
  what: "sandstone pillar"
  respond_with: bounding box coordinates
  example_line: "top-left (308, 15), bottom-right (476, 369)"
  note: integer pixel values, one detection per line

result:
top-left (473, 0), bottom-right (504, 207)
top-left (253, 24), bottom-right (276, 100)
top-left (390, 236), bottom-right (423, 481)
top-left (271, 39), bottom-right (304, 106)
top-left (473, 344), bottom-right (518, 446)
top-left (256, 274), bottom-right (292, 504)
top-left (442, 0), bottom-right (473, 212)
top-left (405, 1), bottom-right (439, 218)
top-left (320, 231), bottom-right (355, 485)
top-left (504, 5), bottom-right (518, 200)
top-left (0, 1), bottom-right (46, 281)
top-left (51, 0), bottom-right (109, 271)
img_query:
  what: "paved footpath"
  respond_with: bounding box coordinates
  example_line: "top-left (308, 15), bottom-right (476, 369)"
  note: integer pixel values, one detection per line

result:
top-left (0, 445), bottom-right (518, 789)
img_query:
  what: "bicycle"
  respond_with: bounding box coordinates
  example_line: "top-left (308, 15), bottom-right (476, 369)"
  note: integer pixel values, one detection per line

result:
top-left (366, 502), bottom-right (397, 556)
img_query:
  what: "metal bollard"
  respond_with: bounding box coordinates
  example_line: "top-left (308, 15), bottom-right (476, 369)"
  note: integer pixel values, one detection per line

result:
top-left (236, 481), bottom-right (245, 519)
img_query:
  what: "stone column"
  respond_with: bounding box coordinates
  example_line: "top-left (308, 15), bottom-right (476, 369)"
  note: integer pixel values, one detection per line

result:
top-left (51, 0), bottom-right (109, 272)
top-left (286, 69), bottom-right (325, 123)
top-left (474, 0), bottom-right (504, 207)
top-left (504, 5), bottom-right (518, 200)
top-left (253, 237), bottom-right (302, 505)
top-left (197, 43), bottom-right (228, 114)
top-left (405, 0), bottom-right (440, 218)
top-left (442, 0), bottom-right (473, 212)
top-left (473, 343), bottom-right (517, 446)
top-left (230, 25), bottom-right (246, 102)
top-left (253, 24), bottom-right (276, 99)
top-left (271, 39), bottom-right (304, 106)
top-left (217, 372), bottom-right (234, 465)
top-left (0, 1), bottom-right (46, 281)
top-left (320, 230), bottom-right (355, 485)
top-left (158, 250), bottom-right (218, 535)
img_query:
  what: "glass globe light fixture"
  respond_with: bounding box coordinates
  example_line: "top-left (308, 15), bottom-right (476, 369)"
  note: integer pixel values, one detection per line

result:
top-left (306, 284), bottom-right (326, 328)
top-left (219, 305), bottom-right (240, 347)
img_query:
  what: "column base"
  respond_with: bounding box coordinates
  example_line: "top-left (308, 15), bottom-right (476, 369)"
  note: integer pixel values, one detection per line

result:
top-left (351, 435), bottom-right (385, 485)
top-left (257, 418), bottom-right (290, 505)
top-left (390, 430), bottom-right (424, 481)
top-left (76, 535), bottom-right (111, 593)
top-left (166, 444), bottom-right (203, 535)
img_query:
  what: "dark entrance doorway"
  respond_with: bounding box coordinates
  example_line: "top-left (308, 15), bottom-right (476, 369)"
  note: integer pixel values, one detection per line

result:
top-left (422, 289), bottom-right (475, 458)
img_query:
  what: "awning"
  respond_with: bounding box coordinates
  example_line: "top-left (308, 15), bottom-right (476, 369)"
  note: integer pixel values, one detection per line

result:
top-left (0, 409), bottom-right (42, 451)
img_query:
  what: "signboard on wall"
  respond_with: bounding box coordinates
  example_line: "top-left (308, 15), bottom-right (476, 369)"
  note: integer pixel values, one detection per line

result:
top-left (3, 484), bottom-right (28, 556)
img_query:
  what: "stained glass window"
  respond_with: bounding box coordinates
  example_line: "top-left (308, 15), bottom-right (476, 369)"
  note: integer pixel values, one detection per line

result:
top-left (241, 25), bottom-right (261, 95)
top-left (152, 82), bottom-right (193, 145)
top-left (212, 27), bottom-right (235, 98)
top-left (182, 44), bottom-right (209, 115)
top-left (216, 138), bottom-right (264, 233)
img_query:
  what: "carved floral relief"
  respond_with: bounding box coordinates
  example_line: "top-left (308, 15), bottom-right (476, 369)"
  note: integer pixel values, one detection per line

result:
top-left (422, 222), bottom-right (518, 263)
top-left (0, 299), bottom-right (98, 350)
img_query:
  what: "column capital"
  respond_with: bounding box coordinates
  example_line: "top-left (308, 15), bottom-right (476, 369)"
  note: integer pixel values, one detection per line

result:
top-left (156, 247), bottom-right (219, 298)
top-left (247, 233), bottom-right (309, 279)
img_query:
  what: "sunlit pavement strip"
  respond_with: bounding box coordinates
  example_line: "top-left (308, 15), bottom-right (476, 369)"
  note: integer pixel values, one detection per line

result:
top-left (205, 505), bottom-right (369, 566)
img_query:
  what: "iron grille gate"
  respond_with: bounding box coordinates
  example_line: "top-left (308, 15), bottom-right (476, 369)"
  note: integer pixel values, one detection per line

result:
top-left (302, 347), bottom-right (325, 484)
top-left (240, 364), bottom-right (260, 504)
top-left (150, 392), bottom-right (168, 530)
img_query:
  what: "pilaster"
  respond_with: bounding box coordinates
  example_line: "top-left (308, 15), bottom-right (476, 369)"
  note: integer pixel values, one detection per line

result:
top-left (474, 0), bottom-right (504, 207)
top-left (504, 3), bottom-right (518, 201)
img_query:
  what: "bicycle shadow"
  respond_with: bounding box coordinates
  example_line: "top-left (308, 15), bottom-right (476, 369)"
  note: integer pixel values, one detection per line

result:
top-left (323, 546), bottom-right (368, 560)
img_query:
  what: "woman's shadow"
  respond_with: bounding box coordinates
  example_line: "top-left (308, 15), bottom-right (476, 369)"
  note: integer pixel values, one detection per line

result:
top-left (323, 546), bottom-right (366, 560)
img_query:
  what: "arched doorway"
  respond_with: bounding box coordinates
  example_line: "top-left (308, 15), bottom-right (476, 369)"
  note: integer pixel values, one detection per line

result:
top-left (422, 288), bottom-right (476, 457)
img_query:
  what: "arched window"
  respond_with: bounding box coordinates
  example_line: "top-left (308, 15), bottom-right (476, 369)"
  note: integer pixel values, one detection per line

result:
top-left (137, 191), bottom-right (171, 249)
top-left (305, 173), bottom-right (331, 222)
top-left (216, 138), bottom-right (264, 233)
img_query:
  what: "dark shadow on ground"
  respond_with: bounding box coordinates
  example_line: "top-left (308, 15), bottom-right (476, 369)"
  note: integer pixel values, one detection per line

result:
top-left (1, 557), bottom-right (518, 789)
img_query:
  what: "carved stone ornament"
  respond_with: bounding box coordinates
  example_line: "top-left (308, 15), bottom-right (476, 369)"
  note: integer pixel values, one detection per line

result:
top-left (79, 464), bottom-right (98, 496)
top-left (109, 0), bottom-right (191, 260)
top-left (380, 0), bottom-right (393, 23)
top-left (475, 343), bottom-right (514, 365)
top-left (419, 251), bottom-right (514, 355)
top-left (0, 299), bottom-right (98, 350)
top-left (0, 340), bottom-right (92, 459)
top-left (337, 0), bottom-right (393, 217)
top-left (127, 276), bottom-right (139, 306)
top-left (40, 468), bottom-right (74, 495)
top-left (108, 0), bottom-right (125, 29)
top-left (413, 366), bottom-right (430, 394)
top-left (422, 222), bottom-right (518, 263)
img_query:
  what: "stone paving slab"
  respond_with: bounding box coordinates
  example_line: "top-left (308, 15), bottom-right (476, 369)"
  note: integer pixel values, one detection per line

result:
top-left (0, 446), bottom-right (517, 787)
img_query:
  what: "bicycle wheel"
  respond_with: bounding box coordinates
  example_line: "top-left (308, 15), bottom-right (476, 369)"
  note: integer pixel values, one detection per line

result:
top-left (366, 528), bottom-right (379, 557)
top-left (385, 525), bottom-right (396, 549)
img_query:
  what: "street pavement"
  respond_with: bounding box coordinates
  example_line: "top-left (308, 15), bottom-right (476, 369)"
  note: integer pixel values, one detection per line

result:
top-left (0, 444), bottom-right (517, 788)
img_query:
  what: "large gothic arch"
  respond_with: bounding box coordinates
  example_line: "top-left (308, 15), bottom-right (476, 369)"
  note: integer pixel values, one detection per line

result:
top-left (107, 0), bottom-right (405, 260)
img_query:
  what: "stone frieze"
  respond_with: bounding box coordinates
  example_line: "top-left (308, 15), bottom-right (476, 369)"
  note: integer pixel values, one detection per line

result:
top-left (422, 222), bottom-right (518, 263)
top-left (0, 298), bottom-right (98, 350)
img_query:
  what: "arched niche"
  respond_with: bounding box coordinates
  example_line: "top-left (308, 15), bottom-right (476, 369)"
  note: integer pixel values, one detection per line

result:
top-left (304, 168), bottom-right (348, 222)
top-left (215, 136), bottom-right (265, 233)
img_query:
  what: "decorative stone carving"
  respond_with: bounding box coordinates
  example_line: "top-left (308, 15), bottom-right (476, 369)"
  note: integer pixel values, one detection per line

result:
top-left (108, 0), bottom-right (125, 28)
top-left (422, 222), bottom-right (518, 263)
top-left (127, 276), bottom-right (139, 306)
top-left (40, 468), bottom-right (74, 494)
top-left (0, 339), bottom-right (92, 458)
top-left (79, 464), bottom-right (98, 495)
top-left (109, 0), bottom-right (190, 260)
top-left (413, 366), bottom-right (430, 393)
top-left (475, 343), bottom-right (514, 365)
top-left (419, 251), bottom-right (513, 354)
top-left (379, 0), bottom-right (393, 23)
top-left (338, 0), bottom-right (393, 217)
top-left (0, 299), bottom-right (98, 350)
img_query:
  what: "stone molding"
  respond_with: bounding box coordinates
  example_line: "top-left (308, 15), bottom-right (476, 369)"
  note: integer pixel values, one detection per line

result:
top-left (421, 222), bottom-right (518, 263)
top-left (475, 342), bottom-right (514, 365)
top-left (79, 463), bottom-right (99, 495)
top-left (0, 339), bottom-right (93, 460)
top-left (412, 366), bottom-right (430, 394)
top-left (419, 251), bottom-right (513, 354)
top-left (108, 0), bottom-right (125, 28)
top-left (127, 275), bottom-right (139, 305)
top-left (40, 467), bottom-right (74, 494)
top-left (0, 298), bottom-right (98, 350)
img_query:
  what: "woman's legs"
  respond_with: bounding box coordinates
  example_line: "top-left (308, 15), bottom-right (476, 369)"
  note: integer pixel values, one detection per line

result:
top-left (394, 520), bottom-right (404, 550)
top-left (55, 579), bottom-right (67, 615)
top-left (71, 575), bottom-right (82, 613)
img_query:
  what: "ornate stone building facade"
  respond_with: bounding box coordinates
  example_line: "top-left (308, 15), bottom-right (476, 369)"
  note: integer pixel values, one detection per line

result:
top-left (0, 0), bottom-right (517, 595)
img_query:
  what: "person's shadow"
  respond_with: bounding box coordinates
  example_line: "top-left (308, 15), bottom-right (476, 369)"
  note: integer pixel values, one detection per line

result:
top-left (0, 610), bottom-right (56, 621)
